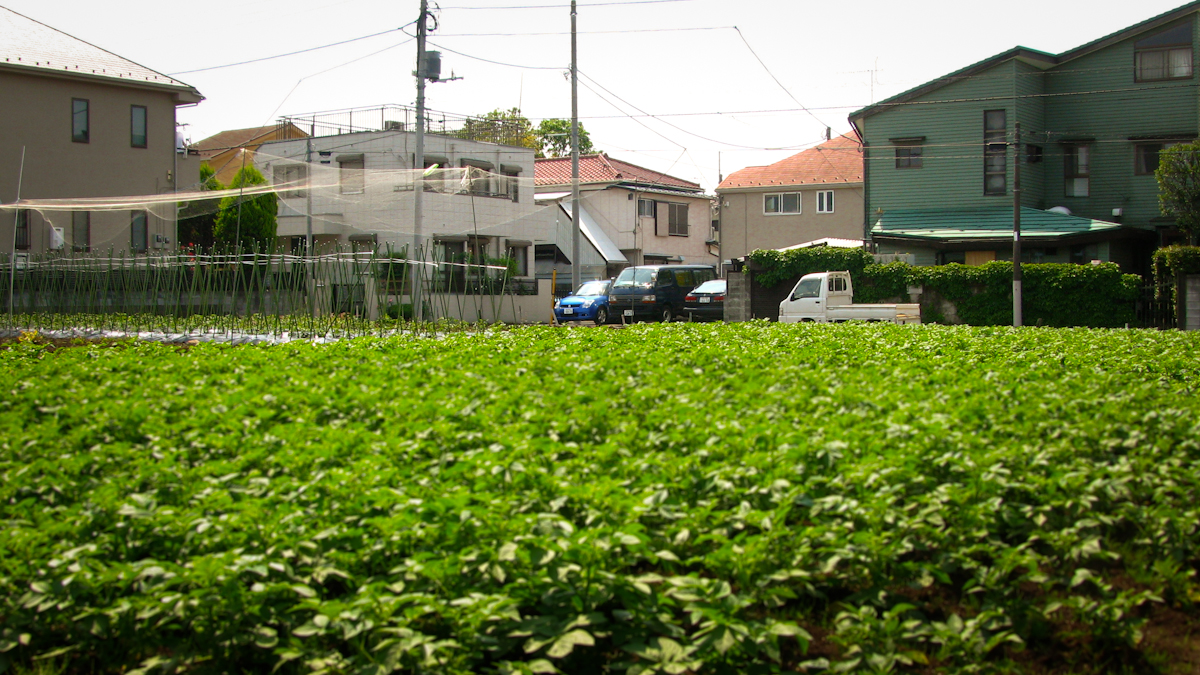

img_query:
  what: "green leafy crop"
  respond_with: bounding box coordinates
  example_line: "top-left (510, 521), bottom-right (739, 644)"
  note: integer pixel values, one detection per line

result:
top-left (1, 324), bottom-right (1198, 674)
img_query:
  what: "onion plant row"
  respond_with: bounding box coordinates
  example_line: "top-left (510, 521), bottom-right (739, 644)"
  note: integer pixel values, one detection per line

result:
top-left (1, 323), bottom-right (1198, 674)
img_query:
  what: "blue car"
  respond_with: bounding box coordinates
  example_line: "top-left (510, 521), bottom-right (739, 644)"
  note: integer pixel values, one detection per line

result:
top-left (554, 280), bottom-right (612, 325)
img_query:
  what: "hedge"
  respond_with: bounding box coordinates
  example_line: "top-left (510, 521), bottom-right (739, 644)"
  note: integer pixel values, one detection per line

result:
top-left (746, 248), bottom-right (1142, 327)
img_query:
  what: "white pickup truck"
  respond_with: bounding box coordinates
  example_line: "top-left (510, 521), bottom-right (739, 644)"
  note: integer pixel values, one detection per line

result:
top-left (779, 271), bottom-right (921, 324)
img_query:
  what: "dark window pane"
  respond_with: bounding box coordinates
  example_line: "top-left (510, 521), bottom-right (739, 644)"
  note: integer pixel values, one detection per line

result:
top-left (72, 99), bottom-right (89, 143)
top-left (782, 193), bottom-right (800, 213)
top-left (131, 212), bottom-right (147, 252)
top-left (985, 110), bottom-right (1006, 132)
top-left (15, 210), bottom-right (30, 250)
top-left (131, 106), bottom-right (147, 148)
top-left (985, 175), bottom-right (1007, 193)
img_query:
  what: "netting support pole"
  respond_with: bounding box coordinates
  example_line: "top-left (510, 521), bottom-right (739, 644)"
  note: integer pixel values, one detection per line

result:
top-left (413, 0), bottom-right (429, 323)
top-left (7, 146), bottom-right (26, 323)
top-left (306, 128), bottom-right (315, 316)
top-left (570, 0), bottom-right (581, 292)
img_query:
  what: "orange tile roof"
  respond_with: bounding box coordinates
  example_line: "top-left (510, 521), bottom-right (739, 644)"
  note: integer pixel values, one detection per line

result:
top-left (535, 153), bottom-right (701, 191)
top-left (192, 125), bottom-right (305, 159)
top-left (718, 134), bottom-right (863, 190)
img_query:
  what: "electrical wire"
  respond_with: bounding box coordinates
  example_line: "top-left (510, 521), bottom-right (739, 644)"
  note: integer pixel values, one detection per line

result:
top-left (422, 25), bottom-right (731, 36)
top-left (169, 22), bottom-right (416, 76)
top-left (732, 26), bottom-right (828, 130)
top-left (441, 0), bottom-right (697, 9)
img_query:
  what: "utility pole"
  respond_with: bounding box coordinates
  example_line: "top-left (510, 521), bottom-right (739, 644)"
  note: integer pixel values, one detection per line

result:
top-left (570, 0), bottom-right (581, 292)
top-left (7, 146), bottom-right (25, 320)
top-left (717, 151), bottom-right (723, 278)
top-left (305, 126), bottom-right (314, 257)
top-left (1013, 121), bottom-right (1022, 327)
top-left (413, 0), bottom-right (429, 322)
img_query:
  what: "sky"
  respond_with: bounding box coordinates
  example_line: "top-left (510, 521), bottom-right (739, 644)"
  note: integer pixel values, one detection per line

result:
top-left (6, 0), bottom-right (1195, 192)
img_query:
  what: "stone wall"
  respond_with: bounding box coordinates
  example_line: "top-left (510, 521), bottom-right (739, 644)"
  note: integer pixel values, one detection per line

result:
top-left (725, 271), bottom-right (751, 322)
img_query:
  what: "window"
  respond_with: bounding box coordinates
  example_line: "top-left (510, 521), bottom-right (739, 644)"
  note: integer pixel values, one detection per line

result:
top-left (72, 99), bottom-right (89, 143)
top-left (1135, 141), bottom-right (1184, 175)
top-left (638, 198), bottom-right (656, 217)
top-left (1064, 144), bottom-right (1091, 197)
top-left (437, 239), bottom-right (466, 288)
top-left (72, 211), bottom-right (90, 252)
top-left (460, 160), bottom-right (496, 196)
top-left (817, 190), bottom-right (835, 213)
top-left (1026, 144), bottom-right (1043, 164)
top-left (669, 203), bottom-right (689, 236)
top-left (130, 105), bottom-right (147, 148)
top-left (131, 211), bottom-right (148, 252)
top-left (764, 193), bottom-right (801, 214)
top-left (894, 143), bottom-right (923, 169)
top-left (339, 157), bottom-right (364, 194)
top-left (273, 164), bottom-right (308, 198)
top-left (15, 210), bottom-right (30, 250)
top-left (1135, 23), bottom-right (1193, 81)
top-left (503, 168), bottom-right (521, 202)
top-left (984, 110), bottom-right (1007, 196)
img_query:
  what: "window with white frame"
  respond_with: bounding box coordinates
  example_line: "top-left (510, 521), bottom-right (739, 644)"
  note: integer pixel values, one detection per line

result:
top-left (638, 198), bottom-right (656, 217)
top-left (668, 203), bottom-right (689, 236)
top-left (273, 165), bottom-right (308, 198)
top-left (817, 190), bottom-right (835, 213)
top-left (1135, 23), bottom-right (1193, 81)
top-left (764, 193), bottom-right (801, 215)
top-left (1064, 144), bottom-right (1091, 197)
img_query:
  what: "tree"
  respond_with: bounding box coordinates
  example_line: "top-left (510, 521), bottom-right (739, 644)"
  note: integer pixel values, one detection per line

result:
top-left (177, 161), bottom-right (223, 251)
top-left (213, 165), bottom-right (278, 251)
top-left (535, 119), bottom-right (594, 159)
top-left (457, 108), bottom-right (539, 151)
top-left (1156, 142), bottom-right (1200, 244)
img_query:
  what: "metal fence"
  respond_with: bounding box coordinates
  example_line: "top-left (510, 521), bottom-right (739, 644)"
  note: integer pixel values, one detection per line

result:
top-left (1135, 281), bottom-right (1177, 329)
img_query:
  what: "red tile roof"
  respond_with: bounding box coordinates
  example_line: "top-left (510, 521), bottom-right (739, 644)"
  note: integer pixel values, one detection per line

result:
top-left (718, 134), bottom-right (863, 190)
top-left (535, 153), bottom-right (701, 191)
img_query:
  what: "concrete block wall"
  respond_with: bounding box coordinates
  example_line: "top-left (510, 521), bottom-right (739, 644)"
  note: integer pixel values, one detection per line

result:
top-left (725, 272), bottom-right (750, 322)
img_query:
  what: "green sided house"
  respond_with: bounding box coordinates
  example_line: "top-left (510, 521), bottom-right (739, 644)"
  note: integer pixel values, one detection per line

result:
top-left (849, 2), bottom-right (1200, 275)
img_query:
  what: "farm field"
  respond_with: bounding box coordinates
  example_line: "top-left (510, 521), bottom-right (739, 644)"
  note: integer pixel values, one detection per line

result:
top-left (1, 323), bottom-right (1199, 675)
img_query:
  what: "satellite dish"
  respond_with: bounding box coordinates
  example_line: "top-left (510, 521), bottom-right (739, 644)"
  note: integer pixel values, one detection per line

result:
top-left (1047, 206), bottom-right (1072, 215)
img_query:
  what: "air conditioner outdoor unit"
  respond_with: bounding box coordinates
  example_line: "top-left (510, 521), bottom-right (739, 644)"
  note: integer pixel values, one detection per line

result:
top-left (383, 120), bottom-right (404, 131)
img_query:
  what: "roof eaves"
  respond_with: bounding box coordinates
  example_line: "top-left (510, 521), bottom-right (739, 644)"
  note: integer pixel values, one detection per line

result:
top-left (849, 47), bottom-right (1053, 122)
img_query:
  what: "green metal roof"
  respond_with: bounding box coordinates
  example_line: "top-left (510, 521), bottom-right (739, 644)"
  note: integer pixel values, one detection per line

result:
top-left (871, 207), bottom-right (1123, 242)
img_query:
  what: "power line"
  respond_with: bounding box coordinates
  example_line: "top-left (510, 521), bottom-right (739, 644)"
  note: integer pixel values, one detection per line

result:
top-left (422, 26), bottom-right (731, 36)
top-left (169, 23), bottom-right (416, 76)
top-left (732, 26), bottom-right (828, 130)
top-left (441, 0), bottom-right (697, 9)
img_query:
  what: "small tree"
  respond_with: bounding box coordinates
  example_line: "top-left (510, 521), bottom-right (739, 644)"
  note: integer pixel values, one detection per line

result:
top-left (213, 165), bottom-right (277, 252)
top-left (535, 119), bottom-right (594, 158)
top-left (178, 161), bottom-right (223, 251)
top-left (1155, 141), bottom-right (1200, 244)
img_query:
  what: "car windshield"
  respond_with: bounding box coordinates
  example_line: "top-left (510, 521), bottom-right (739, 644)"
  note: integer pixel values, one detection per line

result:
top-left (613, 268), bottom-right (655, 288)
top-left (792, 277), bottom-right (822, 299)
top-left (574, 281), bottom-right (609, 297)
top-left (692, 280), bottom-right (726, 294)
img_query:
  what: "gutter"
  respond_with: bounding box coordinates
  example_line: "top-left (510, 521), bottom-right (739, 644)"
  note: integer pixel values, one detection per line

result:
top-left (0, 62), bottom-right (203, 103)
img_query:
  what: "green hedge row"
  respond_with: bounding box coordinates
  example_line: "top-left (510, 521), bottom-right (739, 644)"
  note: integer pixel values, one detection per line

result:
top-left (746, 248), bottom-right (1142, 327)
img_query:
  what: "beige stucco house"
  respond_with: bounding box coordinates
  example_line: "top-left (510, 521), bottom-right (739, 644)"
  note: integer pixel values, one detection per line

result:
top-left (716, 134), bottom-right (864, 262)
top-left (534, 154), bottom-right (717, 279)
top-left (0, 6), bottom-right (203, 256)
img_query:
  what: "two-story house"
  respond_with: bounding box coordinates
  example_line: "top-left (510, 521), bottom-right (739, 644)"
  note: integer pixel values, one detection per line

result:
top-left (534, 153), bottom-right (717, 278)
top-left (849, 3), bottom-right (1200, 275)
top-left (1, 6), bottom-right (203, 256)
top-left (255, 106), bottom-right (554, 282)
top-left (716, 134), bottom-right (865, 263)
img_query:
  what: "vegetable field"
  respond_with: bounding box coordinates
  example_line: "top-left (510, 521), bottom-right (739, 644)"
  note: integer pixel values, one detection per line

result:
top-left (2, 324), bottom-right (1199, 675)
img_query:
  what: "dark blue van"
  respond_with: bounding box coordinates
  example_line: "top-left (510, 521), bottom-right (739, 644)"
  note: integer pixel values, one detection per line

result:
top-left (607, 265), bottom-right (717, 322)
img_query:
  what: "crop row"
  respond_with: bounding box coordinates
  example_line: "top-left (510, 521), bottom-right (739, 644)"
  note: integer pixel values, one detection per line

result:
top-left (1, 323), bottom-right (1199, 674)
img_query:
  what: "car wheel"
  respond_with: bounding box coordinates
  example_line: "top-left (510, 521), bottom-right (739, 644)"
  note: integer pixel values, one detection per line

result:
top-left (661, 305), bottom-right (674, 323)
top-left (595, 306), bottom-right (608, 325)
